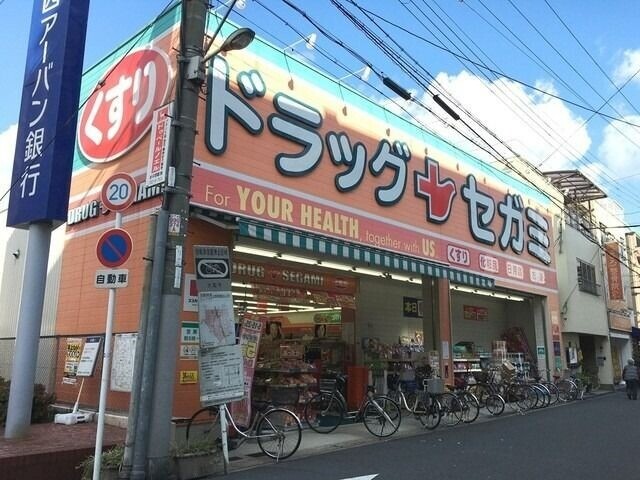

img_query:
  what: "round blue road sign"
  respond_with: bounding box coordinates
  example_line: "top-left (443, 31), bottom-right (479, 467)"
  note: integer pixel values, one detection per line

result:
top-left (96, 228), bottom-right (133, 268)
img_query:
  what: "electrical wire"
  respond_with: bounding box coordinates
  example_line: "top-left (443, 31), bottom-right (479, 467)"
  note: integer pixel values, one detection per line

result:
top-left (349, 0), bottom-right (640, 210)
top-left (501, 0), bottom-right (640, 198)
top-left (278, 0), bottom-right (640, 279)
top-left (419, 0), bottom-right (640, 209)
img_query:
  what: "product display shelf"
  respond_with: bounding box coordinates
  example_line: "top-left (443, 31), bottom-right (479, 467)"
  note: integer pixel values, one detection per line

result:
top-left (452, 355), bottom-right (490, 374)
top-left (252, 360), bottom-right (318, 411)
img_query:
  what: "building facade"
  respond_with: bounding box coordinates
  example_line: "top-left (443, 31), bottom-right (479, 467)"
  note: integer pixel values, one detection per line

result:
top-left (50, 6), bottom-right (564, 418)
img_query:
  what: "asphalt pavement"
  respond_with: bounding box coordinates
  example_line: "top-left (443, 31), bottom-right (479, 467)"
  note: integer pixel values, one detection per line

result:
top-left (220, 390), bottom-right (638, 480)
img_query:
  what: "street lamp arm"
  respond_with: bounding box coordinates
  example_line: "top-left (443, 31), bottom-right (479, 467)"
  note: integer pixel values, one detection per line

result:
top-left (203, 0), bottom-right (239, 56)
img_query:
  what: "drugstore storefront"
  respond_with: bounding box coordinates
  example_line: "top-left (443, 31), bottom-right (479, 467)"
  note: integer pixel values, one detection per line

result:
top-left (54, 6), bottom-right (563, 418)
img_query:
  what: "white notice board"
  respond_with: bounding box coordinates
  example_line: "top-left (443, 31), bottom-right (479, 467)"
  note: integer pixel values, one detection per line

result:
top-left (199, 344), bottom-right (244, 406)
top-left (110, 333), bottom-right (137, 392)
top-left (77, 336), bottom-right (102, 377)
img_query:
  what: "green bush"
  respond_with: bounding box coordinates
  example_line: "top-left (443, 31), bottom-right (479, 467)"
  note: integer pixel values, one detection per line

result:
top-left (77, 444), bottom-right (124, 479)
top-left (0, 376), bottom-right (56, 426)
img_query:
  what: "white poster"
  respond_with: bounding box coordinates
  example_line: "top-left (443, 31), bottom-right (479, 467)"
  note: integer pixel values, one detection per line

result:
top-left (77, 336), bottom-right (102, 377)
top-left (198, 291), bottom-right (235, 349)
top-left (183, 273), bottom-right (198, 312)
top-left (442, 340), bottom-right (450, 360)
top-left (110, 333), bottom-right (137, 392)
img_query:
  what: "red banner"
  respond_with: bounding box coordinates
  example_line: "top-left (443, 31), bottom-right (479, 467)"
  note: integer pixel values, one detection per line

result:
top-left (230, 313), bottom-right (265, 427)
top-left (605, 242), bottom-right (623, 300)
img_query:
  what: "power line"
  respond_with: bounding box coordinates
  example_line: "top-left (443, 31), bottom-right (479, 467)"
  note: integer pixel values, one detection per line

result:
top-left (543, 0), bottom-right (640, 118)
top-left (348, 1), bottom-right (640, 129)
top-left (476, 0), bottom-right (640, 210)
top-left (352, 0), bottom-right (640, 210)
top-left (313, 0), bottom-right (640, 278)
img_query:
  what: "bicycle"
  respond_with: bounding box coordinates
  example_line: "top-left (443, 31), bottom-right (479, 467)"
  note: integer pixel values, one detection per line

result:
top-left (387, 375), bottom-right (442, 430)
top-left (552, 370), bottom-right (580, 402)
top-left (467, 369), bottom-right (506, 416)
top-left (420, 377), bottom-right (464, 427)
top-left (304, 374), bottom-right (402, 437)
top-left (185, 402), bottom-right (302, 461)
top-left (450, 378), bottom-right (481, 424)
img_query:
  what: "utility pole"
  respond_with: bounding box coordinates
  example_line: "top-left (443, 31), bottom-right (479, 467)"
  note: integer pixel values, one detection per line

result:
top-left (144, 0), bottom-right (208, 477)
top-left (129, 1), bottom-right (253, 476)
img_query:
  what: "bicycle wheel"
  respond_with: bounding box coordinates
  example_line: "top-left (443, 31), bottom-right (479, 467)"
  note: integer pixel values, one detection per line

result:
top-left (458, 391), bottom-right (480, 424)
top-left (557, 379), bottom-right (577, 402)
top-left (535, 384), bottom-right (551, 408)
top-left (513, 384), bottom-right (536, 411)
top-left (438, 393), bottom-right (463, 426)
top-left (387, 389), bottom-right (408, 412)
top-left (405, 391), bottom-right (418, 413)
top-left (542, 381), bottom-right (560, 405)
top-left (485, 393), bottom-right (505, 416)
top-left (185, 406), bottom-right (220, 446)
top-left (256, 408), bottom-right (302, 460)
top-left (304, 391), bottom-right (344, 434)
top-left (529, 384), bottom-right (546, 409)
top-left (362, 396), bottom-right (401, 437)
top-left (417, 395), bottom-right (441, 430)
top-left (467, 384), bottom-right (488, 408)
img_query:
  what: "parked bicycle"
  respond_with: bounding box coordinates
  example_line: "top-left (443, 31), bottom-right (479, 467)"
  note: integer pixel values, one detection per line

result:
top-left (552, 370), bottom-right (581, 402)
top-left (467, 370), bottom-right (506, 416)
top-left (387, 375), bottom-right (441, 430)
top-left (304, 374), bottom-right (401, 437)
top-left (186, 402), bottom-right (302, 461)
top-left (450, 378), bottom-right (481, 423)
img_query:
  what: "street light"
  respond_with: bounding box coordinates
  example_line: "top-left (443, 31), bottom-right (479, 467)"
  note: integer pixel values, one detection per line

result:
top-left (203, 27), bottom-right (255, 63)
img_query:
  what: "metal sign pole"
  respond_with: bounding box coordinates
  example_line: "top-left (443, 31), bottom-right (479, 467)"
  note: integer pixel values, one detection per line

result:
top-left (220, 404), bottom-right (229, 474)
top-left (93, 212), bottom-right (122, 480)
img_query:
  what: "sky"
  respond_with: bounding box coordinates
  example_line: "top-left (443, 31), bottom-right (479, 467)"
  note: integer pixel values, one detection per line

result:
top-left (2, 0), bottom-right (640, 229)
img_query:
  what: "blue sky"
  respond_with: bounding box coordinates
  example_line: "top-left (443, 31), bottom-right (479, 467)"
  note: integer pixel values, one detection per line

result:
top-left (2, 0), bottom-right (640, 227)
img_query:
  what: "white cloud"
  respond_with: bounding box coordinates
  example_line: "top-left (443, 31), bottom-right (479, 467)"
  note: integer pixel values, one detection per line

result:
top-left (389, 71), bottom-right (591, 172)
top-left (0, 124), bottom-right (17, 209)
top-left (613, 49), bottom-right (640, 86)
top-left (598, 115), bottom-right (640, 172)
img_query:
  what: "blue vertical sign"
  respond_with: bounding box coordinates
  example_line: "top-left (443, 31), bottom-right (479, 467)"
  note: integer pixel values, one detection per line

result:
top-left (7, 0), bottom-right (90, 229)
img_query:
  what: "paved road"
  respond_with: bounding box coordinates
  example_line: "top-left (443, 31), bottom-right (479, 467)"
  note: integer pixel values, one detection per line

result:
top-left (224, 391), bottom-right (638, 480)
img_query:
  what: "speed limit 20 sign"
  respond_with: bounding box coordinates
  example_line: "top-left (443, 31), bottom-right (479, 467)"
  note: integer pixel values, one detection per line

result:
top-left (101, 173), bottom-right (137, 212)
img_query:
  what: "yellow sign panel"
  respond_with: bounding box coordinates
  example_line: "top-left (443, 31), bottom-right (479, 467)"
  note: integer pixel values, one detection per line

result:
top-left (180, 370), bottom-right (198, 384)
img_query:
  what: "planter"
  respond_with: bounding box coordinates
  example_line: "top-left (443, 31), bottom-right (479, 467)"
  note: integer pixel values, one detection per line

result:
top-left (100, 468), bottom-right (120, 480)
top-left (174, 452), bottom-right (220, 480)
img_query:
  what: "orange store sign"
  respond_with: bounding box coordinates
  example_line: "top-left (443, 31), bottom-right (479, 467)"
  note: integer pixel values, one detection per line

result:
top-left (72, 25), bottom-right (556, 290)
top-left (191, 56), bottom-right (556, 289)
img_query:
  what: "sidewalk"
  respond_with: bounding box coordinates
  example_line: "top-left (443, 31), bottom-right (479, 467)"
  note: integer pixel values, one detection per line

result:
top-left (0, 388), bottom-right (614, 479)
top-left (217, 387), bottom-right (614, 475)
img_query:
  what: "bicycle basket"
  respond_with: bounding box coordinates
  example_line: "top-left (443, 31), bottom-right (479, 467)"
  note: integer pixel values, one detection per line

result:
top-left (269, 386), bottom-right (300, 406)
top-left (426, 378), bottom-right (444, 394)
top-left (319, 378), bottom-right (337, 392)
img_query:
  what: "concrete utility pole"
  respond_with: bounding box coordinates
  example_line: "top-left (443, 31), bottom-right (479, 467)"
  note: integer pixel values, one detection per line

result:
top-left (131, 1), bottom-right (253, 476)
top-left (144, 0), bottom-right (209, 476)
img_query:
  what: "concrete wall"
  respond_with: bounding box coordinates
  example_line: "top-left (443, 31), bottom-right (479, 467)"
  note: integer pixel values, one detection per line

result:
top-left (556, 219), bottom-right (609, 336)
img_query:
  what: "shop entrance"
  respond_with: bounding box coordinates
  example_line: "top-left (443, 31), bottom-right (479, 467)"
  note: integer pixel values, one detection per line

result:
top-left (231, 254), bottom-right (357, 419)
top-left (450, 286), bottom-right (536, 385)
